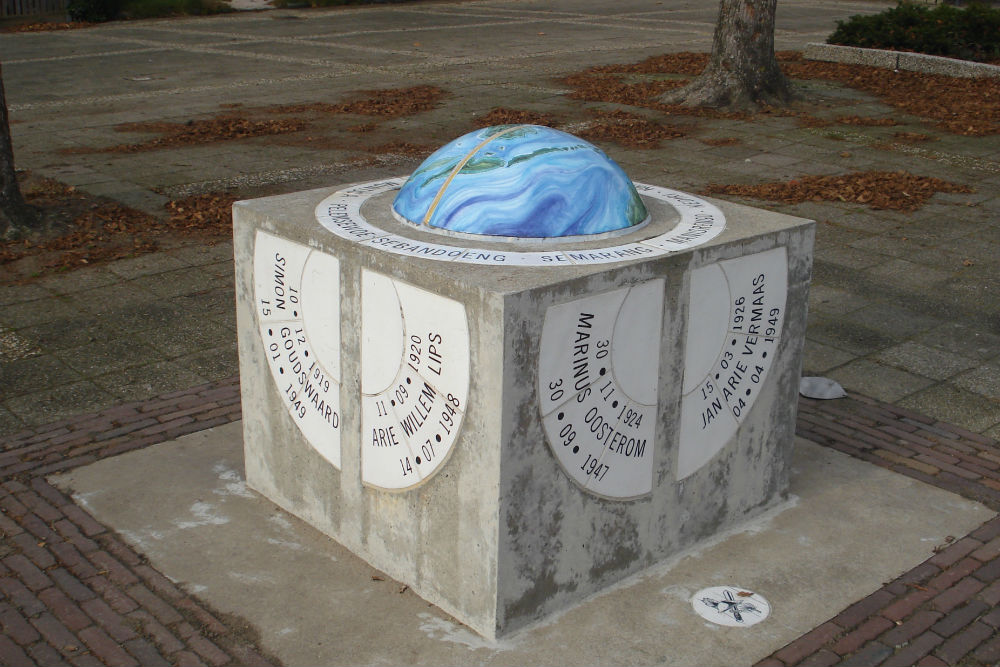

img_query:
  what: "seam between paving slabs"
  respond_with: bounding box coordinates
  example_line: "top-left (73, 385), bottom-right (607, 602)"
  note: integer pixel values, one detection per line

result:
top-left (2, 379), bottom-right (999, 666)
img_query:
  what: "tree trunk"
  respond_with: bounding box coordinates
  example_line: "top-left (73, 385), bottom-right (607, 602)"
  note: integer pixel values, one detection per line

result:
top-left (659, 0), bottom-right (790, 110)
top-left (0, 63), bottom-right (37, 240)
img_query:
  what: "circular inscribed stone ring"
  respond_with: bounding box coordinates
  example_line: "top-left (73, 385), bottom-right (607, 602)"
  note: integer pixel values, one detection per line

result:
top-left (315, 177), bottom-right (726, 268)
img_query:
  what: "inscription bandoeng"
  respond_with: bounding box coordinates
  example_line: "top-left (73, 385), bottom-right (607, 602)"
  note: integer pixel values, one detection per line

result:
top-left (315, 179), bottom-right (726, 267)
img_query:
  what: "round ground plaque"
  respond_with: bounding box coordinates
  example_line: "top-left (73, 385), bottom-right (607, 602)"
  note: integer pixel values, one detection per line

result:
top-left (691, 586), bottom-right (771, 627)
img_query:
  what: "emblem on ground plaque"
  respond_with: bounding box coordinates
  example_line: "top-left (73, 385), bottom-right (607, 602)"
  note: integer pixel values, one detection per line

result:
top-left (360, 270), bottom-right (470, 490)
top-left (678, 248), bottom-right (788, 480)
top-left (253, 230), bottom-right (342, 468)
top-left (235, 124), bottom-right (813, 639)
top-left (691, 586), bottom-right (771, 627)
top-left (538, 280), bottom-right (663, 499)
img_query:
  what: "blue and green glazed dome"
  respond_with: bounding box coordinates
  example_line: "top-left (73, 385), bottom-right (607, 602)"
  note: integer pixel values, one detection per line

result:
top-left (392, 125), bottom-right (649, 239)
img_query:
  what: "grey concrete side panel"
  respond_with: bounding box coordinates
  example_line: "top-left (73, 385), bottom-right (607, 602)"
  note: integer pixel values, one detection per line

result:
top-left (233, 190), bottom-right (504, 638)
top-left (495, 210), bottom-right (814, 636)
top-left (356, 282), bottom-right (506, 638)
top-left (234, 202), bottom-right (346, 539)
top-left (670, 224), bottom-right (815, 548)
top-left (495, 258), bottom-right (688, 636)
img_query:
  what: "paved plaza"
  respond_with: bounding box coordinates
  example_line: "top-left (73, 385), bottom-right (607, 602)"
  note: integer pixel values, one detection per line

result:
top-left (0, 0), bottom-right (999, 664)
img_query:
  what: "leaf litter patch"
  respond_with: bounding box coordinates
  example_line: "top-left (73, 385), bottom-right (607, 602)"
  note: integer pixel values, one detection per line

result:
top-left (1, 21), bottom-right (91, 33)
top-left (703, 171), bottom-right (972, 212)
top-left (893, 132), bottom-right (936, 143)
top-left (69, 86), bottom-right (448, 154)
top-left (72, 116), bottom-right (308, 154)
top-left (0, 176), bottom-right (159, 272)
top-left (0, 174), bottom-right (237, 281)
top-left (577, 110), bottom-right (687, 149)
top-left (472, 107), bottom-right (560, 128)
top-left (274, 85), bottom-right (447, 118)
top-left (700, 137), bottom-right (742, 147)
top-left (834, 116), bottom-right (898, 127)
top-left (561, 51), bottom-right (999, 136)
top-left (781, 56), bottom-right (1000, 136)
top-left (164, 193), bottom-right (239, 237)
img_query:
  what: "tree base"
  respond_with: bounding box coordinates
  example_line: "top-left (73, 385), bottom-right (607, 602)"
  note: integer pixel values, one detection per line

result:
top-left (658, 69), bottom-right (792, 111)
top-left (0, 202), bottom-right (40, 241)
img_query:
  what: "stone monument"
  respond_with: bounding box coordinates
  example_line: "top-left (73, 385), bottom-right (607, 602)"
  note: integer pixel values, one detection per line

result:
top-left (233, 125), bottom-right (814, 639)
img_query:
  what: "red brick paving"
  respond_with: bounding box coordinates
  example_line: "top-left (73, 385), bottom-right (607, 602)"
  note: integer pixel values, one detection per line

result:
top-left (761, 394), bottom-right (1000, 667)
top-left (2, 377), bottom-right (998, 666)
top-left (0, 376), bottom-right (274, 666)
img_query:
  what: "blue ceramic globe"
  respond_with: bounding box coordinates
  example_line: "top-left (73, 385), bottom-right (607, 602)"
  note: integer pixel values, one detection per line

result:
top-left (392, 125), bottom-right (648, 239)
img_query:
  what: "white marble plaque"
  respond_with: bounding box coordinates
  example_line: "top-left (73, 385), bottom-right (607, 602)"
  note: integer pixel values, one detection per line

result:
top-left (315, 179), bottom-right (725, 267)
top-left (360, 270), bottom-right (470, 491)
top-left (677, 248), bottom-right (788, 480)
top-left (538, 280), bottom-right (664, 499)
top-left (253, 231), bottom-right (342, 468)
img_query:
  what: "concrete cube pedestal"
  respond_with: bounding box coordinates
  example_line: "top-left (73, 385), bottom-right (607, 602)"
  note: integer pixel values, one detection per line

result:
top-left (233, 177), bottom-right (814, 639)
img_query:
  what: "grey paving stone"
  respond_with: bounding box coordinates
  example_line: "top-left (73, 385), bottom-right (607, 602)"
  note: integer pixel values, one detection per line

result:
top-left (52, 338), bottom-right (162, 377)
top-left (976, 223), bottom-right (1000, 245)
top-left (865, 259), bottom-right (953, 292)
top-left (841, 304), bottom-right (941, 341)
top-left (807, 285), bottom-right (870, 316)
top-left (806, 315), bottom-right (897, 357)
top-left (0, 296), bottom-right (85, 329)
top-left (70, 282), bottom-right (160, 315)
top-left (174, 342), bottom-right (240, 381)
top-left (938, 270), bottom-right (1000, 308)
top-left (813, 220), bottom-right (872, 247)
top-left (915, 324), bottom-right (1000, 362)
top-left (825, 211), bottom-right (901, 235)
top-left (217, 307), bottom-right (237, 333)
top-left (984, 422), bottom-right (1000, 442)
top-left (201, 260), bottom-right (235, 281)
top-left (952, 364), bottom-right (1000, 402)
top-left (849, 235), bottom-right (925, 258)
top-left (166, 242), bottom-right (236, 267)
top-left (93, 361), bottom-right (208, 401)
top-left (4, 381), bottom-right (116, 427)
top-left (170, 287), bottom-right (237, 320)
top-left (0, 326), bottom-right (41, 363)
top-left (899, 383), bottom-right (1000, 434)
top-left (0, 404), bottom-right (25, 438)
top-left (814, 245), bottom-right (887, 270)
top-left (0, 284), bottom-right (53, 307)
top-left (130, 267), bottom-right (220, 299)
top-left (873, 342), bottom-right (979, 382)
top-left (826, 359), bottom-right (936, 404)
top-left (801, 339), bottom-right (857, 375)
top-left (34, 267), bottom-right (121, 295)
top-left (902, 219), bottom-right (983, 244)
top-left (0, 354), bottom-right (82, 401)
top-left (104, 253), bottom-right (190, 280)
top-left (15, 316), bottom-right (119, 352)
top-left (136, 319), bottom-right (235, 359)
top-left (905, 248), bottom-right (983, 272)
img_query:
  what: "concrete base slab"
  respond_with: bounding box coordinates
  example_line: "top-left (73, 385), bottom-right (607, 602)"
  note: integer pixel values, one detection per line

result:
top-left (51, 423), bottom-right (994, 666)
